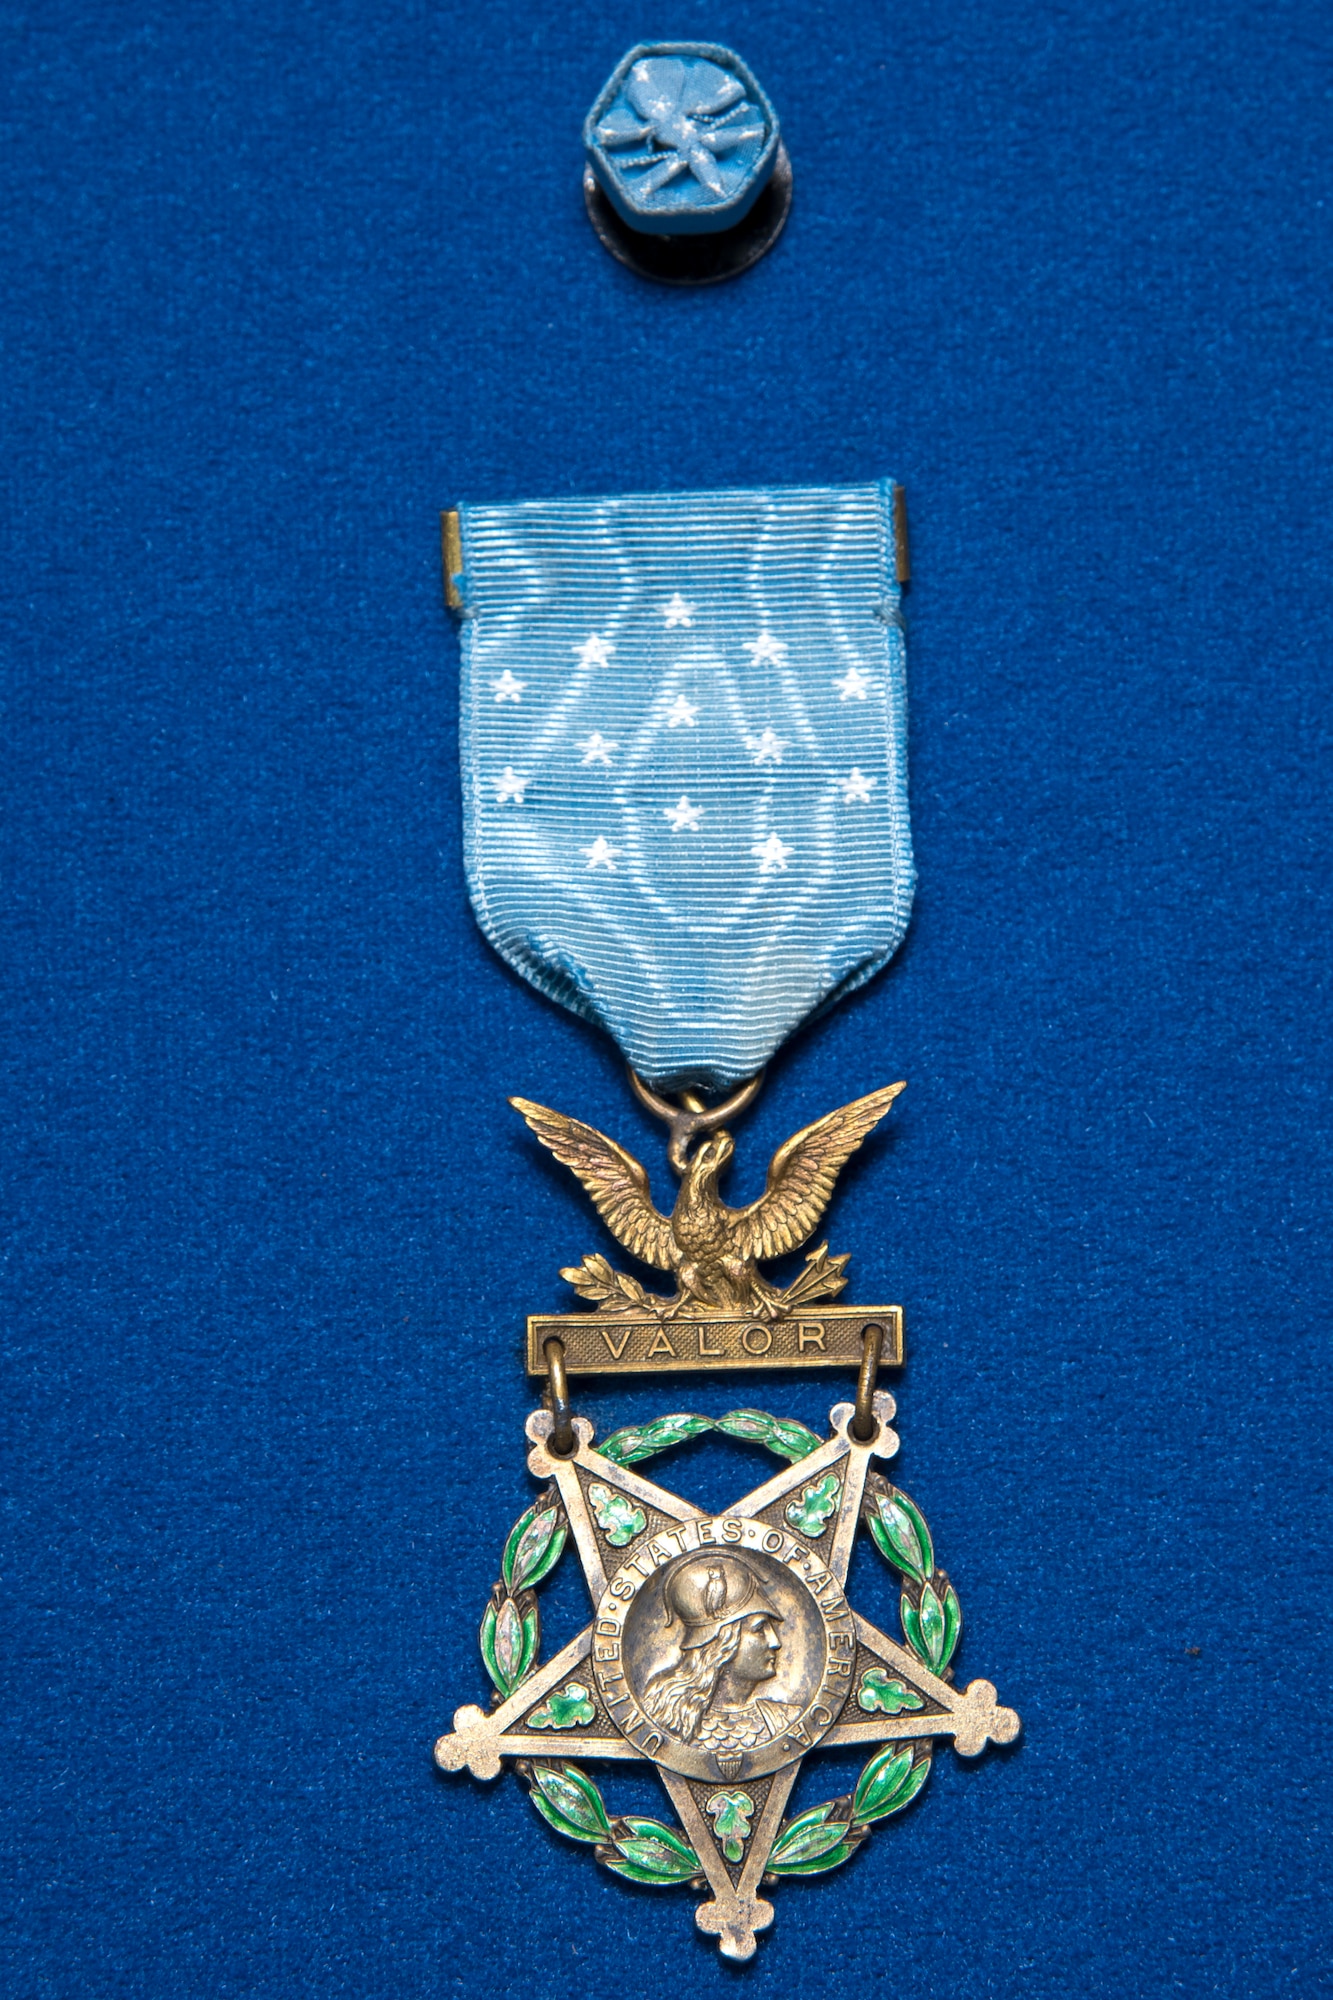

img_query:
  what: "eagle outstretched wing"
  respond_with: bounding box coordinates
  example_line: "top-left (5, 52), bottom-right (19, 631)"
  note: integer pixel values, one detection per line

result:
top-left (510, 1097), bottom-right (675, 1272)
top-left (728, 1082), bottom-right (906, 1263)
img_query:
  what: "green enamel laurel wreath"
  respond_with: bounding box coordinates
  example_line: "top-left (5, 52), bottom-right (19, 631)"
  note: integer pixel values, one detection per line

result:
top-left (475, 1413), bottom-right (960, 1889)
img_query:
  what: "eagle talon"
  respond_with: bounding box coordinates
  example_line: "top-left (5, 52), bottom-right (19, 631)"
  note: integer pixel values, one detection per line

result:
top-left (747, 1287), bottom-right (787, 1323)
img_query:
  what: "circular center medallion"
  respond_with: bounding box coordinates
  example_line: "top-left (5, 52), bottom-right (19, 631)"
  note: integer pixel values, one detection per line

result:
top-left (592, 1515), bottom-right (856, 1781)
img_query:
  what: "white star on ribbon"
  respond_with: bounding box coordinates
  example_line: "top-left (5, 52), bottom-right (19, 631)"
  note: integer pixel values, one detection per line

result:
top-left (574, 633), bottom-right (615, 670)
top-left (663, 795), bottom-right (704, 831)
top-left (833, 666), bottom-right (872, 701)
top-left (490, 670), bottom-right (526, 703)
top-left (661, 594), bottom-right (695, 628)
top-left (578, 732), bottom-right (618, 766)
top-left (746, 728), bottom-right (787, 766)
top-left (838, 768), bottom-right (876, 804)
top-left (752, 832), bottom-right (793, 873)
top-left (582, 835), bottom-right (621, 871)
top-left (665, 694), bottom-right (699, 728)
top-left (744, 631), bottom-right (788, 668)
top-left (493, 766), bottom-right (527, 804)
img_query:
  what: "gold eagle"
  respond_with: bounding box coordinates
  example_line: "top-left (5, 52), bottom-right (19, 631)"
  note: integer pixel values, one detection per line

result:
top-left (510, 1082), bottom-right (904, 1319)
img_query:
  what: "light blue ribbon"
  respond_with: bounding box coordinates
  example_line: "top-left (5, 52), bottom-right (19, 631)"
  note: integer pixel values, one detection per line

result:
top-left (454, 480), bottom-right (913, 1092)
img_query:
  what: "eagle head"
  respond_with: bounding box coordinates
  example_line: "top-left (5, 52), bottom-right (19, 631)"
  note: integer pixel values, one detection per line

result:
top-left (686, 1129), bottom-right (734, 1190)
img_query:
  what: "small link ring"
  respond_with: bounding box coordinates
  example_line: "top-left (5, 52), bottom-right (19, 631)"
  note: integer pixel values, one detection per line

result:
top-left (851, 1323), bottom-right (885, 1442)
top-left (627, 1067), bottom-right (765, 1173)
top-left (543, 1337), bottom-right (576, 1457)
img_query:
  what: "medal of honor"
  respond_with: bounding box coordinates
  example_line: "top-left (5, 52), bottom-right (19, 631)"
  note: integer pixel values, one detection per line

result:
top-left (433, 479), bottom-right (1020, 1959)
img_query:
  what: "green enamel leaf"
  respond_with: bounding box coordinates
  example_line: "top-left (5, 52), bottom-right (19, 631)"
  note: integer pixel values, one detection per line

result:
top-left (896, 1492), bottom-right (934, 1576)
top-left (704, 1788), bottom-right (755, 1863)
top-left (601, 1856), bottom-right (683, 1886)
top-left (852, 1744), bottom-right (911, 1820)
top-left (768, 1802), bottom-right (860, 1874)
top-left (768, 1416), bottom-right (823, 1461)
top-left (587, 1481), bottom-right (647, 1548)
top-left (768, 1838), bottom-right (858, 1877)
top-left (901, 1594), bottom-right (922, 1660)
top-left (601, 1818), bottom-right (699, 1883)
top-left (602, 1852), bottom-right (696, 1885)
top-left (852, 1746), bottom-right (931, 1824)
top-left (940, 1582), bottom-right (962, 1670)
top-left (896, 1592), bottom-right (920, 1656)
top-left (522, 1521), bottom-right (567, 1590)
top-left (528, 1762), bottom-right (610, 1843)
top-left (481, 1593), bottom-right (537, 1699)
top-left (914, 1583), bottom-right (946, 1670)
top-left (515, 1508), bottom-right (567, 1592)
top-left (494, 1595), bottom-right (524, 1680)
top-left (857, 1668), bottom-right (925, 1717)
top-left (716, 1409), bottom-right (822, 1461)
top-left (619, 1817), bottom-right (698, 1866)
top-left (785, 1471), bottom-right (842, 1537)
top-left (712, 1409), bottom-right (774, 1447)
top-left (868, 1490), bottom-right (934, 1581)
top-left (479, 1601), bottom-right (497, 1687)
top-left (777, 1820), bottom-right (848, 1864)
top-left (769, 1803), bottom-right (849, 1867)
top-left (504, 1503), bottom-right (560, 1592)
top-left (519, 1606), bottom-right (538, 1682)
top-left (527, 1680), bottom-right (596, 1730)
top-left (599, 1413), bottom-right (714, 1465)
top-left (478, 1600), bottom-right (507, 1697)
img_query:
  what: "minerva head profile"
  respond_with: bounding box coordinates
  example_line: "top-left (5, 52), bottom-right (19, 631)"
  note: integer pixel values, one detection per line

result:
top-left (642, 1554), bottom-right (793, 1749)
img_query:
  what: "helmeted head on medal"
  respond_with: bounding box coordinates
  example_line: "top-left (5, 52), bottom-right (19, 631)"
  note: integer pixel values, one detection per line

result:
top-left (642, 1554), bottom-right (798, 1765)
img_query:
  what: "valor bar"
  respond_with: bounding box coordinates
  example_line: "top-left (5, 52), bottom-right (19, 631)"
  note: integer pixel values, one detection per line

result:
top-left (526, 1304), bottom-right (903, 1377)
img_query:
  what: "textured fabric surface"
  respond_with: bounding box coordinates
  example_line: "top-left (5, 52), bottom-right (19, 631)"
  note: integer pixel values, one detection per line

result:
top-left (2, 2), bottom-right (1330, 1997)
top-left (458, 480), bottom-right (912, 1088)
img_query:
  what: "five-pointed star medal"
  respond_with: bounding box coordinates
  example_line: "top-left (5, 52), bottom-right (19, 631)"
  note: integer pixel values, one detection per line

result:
top-left (435, 1397), bottom-right (1019, 1962)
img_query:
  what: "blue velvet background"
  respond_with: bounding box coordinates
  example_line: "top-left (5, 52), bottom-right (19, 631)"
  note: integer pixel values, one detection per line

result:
top-left (3, 2), bottom-right (1330, 1994)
